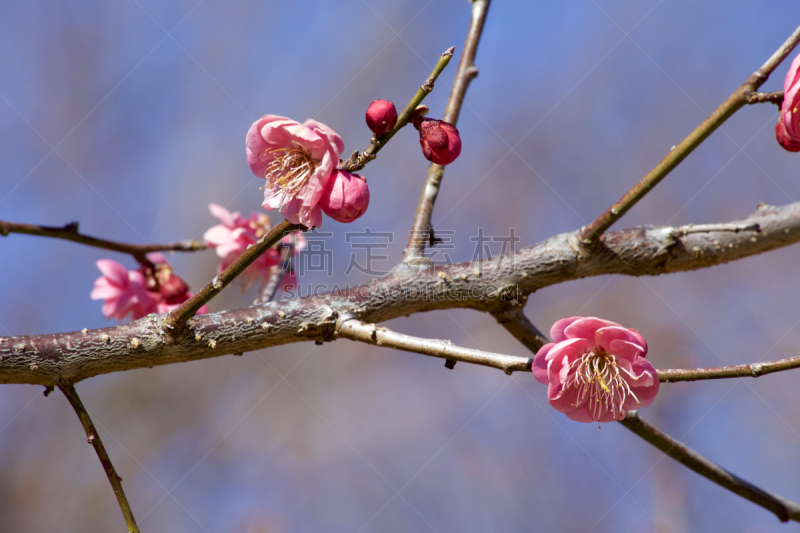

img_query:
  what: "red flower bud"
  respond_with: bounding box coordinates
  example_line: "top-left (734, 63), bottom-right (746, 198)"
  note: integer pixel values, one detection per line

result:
top-left (365, 99), bottom-right (398, 136)
top-left (418, 118), bottom-right (461, 165)
top-left (776, 116), bottom-right (800, 152)
top-left (320, 170), bottom-right (370, 223)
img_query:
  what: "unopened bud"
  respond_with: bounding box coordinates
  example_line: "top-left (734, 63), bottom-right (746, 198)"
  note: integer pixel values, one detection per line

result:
top-left (365, 99), bottom-right (398, 136)
top-left (320, 170), bottom-right (370, 223)
top-left (418, 118), bottom-right (462, 166)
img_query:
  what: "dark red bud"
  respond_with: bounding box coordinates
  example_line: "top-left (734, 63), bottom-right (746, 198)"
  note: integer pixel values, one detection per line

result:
top-left (366, 99), bottom-right (398, 136)
top-left (418, 118), bottom-right (461, 165)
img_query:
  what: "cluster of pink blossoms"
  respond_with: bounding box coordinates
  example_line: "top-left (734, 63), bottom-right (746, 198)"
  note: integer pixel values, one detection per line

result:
top-left (777, 54), bottom-right (800, 152)
top-left (246, 116), bottom-right (369, 227)
top-left (91, 253), bottom-right (206, 322)
top-left (533, 316), bottom-right (659, 423)
top-left (203, 203), bottom-right (305, 290)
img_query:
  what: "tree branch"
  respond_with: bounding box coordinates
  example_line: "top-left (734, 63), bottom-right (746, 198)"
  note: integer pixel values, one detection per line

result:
top-left (4, 200), bottom-right (800, 385)
top-left (405, 0), bottom-right (491, 261)
top-left (620, 411), bottom-right (800, 523)
top-left (580, 23), bottom-right (800, 244)
top-left (658, 354), bottom-right (800, 382)
top-left (0, 219), bottom-right (206, 263)
top-left (746, 90), bottom-right (783, 106)
top-left (339, 47), bottom-right (455, 173)
top-left (59, 384), bottom-right (140, 533)
top-left (491, 307), bottom-right (548, 353)
top-left (163, 220), bottom-right (303, 338)
top-left (335, 316), bottom-right (531, 374)
top-left (254, 241), bottom-right (295, 305)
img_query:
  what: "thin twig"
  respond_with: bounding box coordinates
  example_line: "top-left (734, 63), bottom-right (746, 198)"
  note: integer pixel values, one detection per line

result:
top-left (491, 307), bottom-right (549, 353)
top-left (0, 219), bottom-right (206, 263)
top-left (620, 411), bottom-right (800, 523)
top-left (580, 23), bottom-right (800, 244)
top-left (255, 240), bottom-right (295, 304)
top-left (164, 219), bottom-right (303, 338)
top-left (339, 47), bottom-right (455, 173)
top-left (59, 384), bottom-right (141, 533)
top-left (404, 0), bottom-right (491, 261)
top-left (658, 354), bottom-right (800, 382)
top-left (746, 90), bottom-right (784, 106)
top-left (336, 316), bottom-right (531, 374)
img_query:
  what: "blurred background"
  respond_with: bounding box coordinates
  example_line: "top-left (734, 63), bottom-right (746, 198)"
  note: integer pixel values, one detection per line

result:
top-left (1, 0), bottom-right (800, 531)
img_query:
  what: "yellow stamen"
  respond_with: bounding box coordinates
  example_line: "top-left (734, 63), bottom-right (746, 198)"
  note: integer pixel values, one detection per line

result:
top-left (260, 147), bottom-right (318, 204)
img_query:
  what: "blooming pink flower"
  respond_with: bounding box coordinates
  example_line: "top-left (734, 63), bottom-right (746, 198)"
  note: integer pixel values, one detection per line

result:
top-left (91, 254), bottom-right (206, 321)
top-left (204, 203), bottom-right (305, 290)
top-left (246, 115), bottom-right (344, 228)
top-left (91, 259), bottom-right (157, 321)
top-left (319, 170), bottom-right (370, 223)
top-left (532, 316), bottom-right (659, 423)
top-left (365, 99), bottom-right (398, 136)
top-left (777, 54), bottom-right (800, 152)
top-left (416, 118), bottom-right (461, 165)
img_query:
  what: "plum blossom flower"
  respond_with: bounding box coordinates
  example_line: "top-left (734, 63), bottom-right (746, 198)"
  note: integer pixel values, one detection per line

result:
top-left (777, 54), bottom-right (800, 152)
top-left (91, 253), bottom-right (206, 321)
top-left (532, 316), bottom-right (659, 423)
top-left (246, 115), bottom-right (344, 228)
top-left (319, 170), bottom-right (370, 223)
top-left (204, 203), bottom-right (305, 291)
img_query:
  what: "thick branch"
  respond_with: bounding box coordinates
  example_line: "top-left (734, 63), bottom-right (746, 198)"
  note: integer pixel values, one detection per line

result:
top-left (0, 219), bottom-right (206, 262)
top-left (335, 316), bottom-right (531, 374)
top-left (164, 220), bottom-right (303, 337)
top-left (580, 23), bottom-right (800, 243)
top-left (405, 0), bottom-right (491, 260)
top-left (3, 200), bottom-right (800, 385)
top-left (59, 384), bottom-right (140, 532)
top-left (339, 47), bottom-right (454, 173)
top-left (620, 411), bottom-right (800, 523)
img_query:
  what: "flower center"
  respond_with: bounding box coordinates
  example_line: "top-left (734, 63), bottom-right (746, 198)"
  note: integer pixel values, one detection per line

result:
top-left (261, 146), bottom-right (317, 198)
top-left (564, 351), bottom-right (640, 421)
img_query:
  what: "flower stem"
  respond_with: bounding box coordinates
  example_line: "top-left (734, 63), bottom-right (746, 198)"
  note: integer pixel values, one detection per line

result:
top-left (339, 46), bottom-right (455, 172)
top-left (580, 23), bottom-right (800, 244)
top-left (164, 219), bottom-right (304, 337)
top-left (59, 384), bottom-right (141, 533)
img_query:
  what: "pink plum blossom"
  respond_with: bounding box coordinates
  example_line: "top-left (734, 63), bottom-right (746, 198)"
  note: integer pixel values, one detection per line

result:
top-left (246, 115), bottom-right (344, 228)
top-left (204, 203), bottom-right (305, 291)
top-left (91, 259), bottom-right (157, 321)
top-left (777, 54), bottom-right (800, 152)
top-left (319, 170), bottom-right (370, 223)
top-left (532, 316), bottom-right (659, 423)
top-left (91, 254), bottom-right (206, 322)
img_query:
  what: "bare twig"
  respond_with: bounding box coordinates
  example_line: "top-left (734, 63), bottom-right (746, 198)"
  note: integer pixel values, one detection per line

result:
top-left (620, 411), bottom-right (800, 523)
top-left (491, 307), bottom-right (549, 353)
top-left (339, 47), bottom-right (455, 173)
top-left (658, 354), bottom-right (800, 382)
top-left (164, 220), bottom-right (303, 338)
top-left (580, 23), bottom-right (800, 244)
top-left (0, 219), bottom-right (206, 263)
top-left (255, 240), bottom-right (295, 304)
top-left (59, 384), bottom-right (140, 533)
top-left (335, 316), bottom-right (531, 374)
top-left (404, 0), bottom-right (491, 261)
top-left (746, 90), bottom-right (784, 106)
top-left (5, 200), bottom-right (800, 385)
